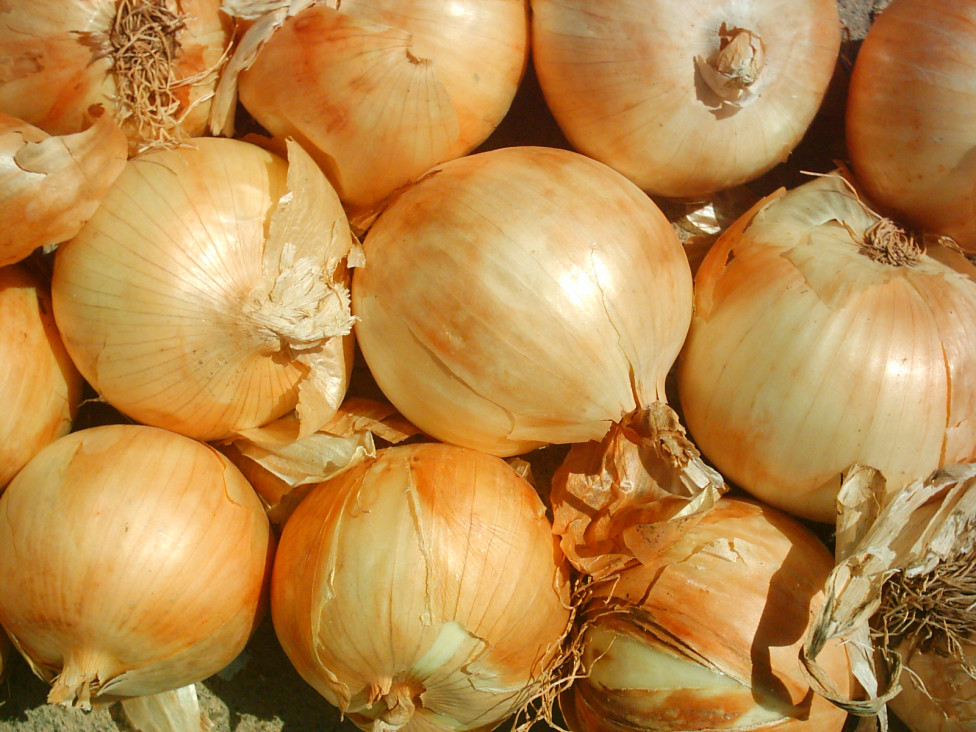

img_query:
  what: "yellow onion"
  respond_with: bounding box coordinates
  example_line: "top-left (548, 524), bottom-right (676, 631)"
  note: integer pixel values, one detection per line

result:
top-left (215, 0), bottom-right (529, 218)
top-left (560, 497), bottom-right (852, 732)
top-left (846, 0), bottom-right (976, 253)
top-left (271, 441), bottom-right (572, 732)
top-left (530, 0), bottom-right (841, 200)
top-left (0, 0), bottom-right (231, 153)
top-left (0, 262), bottom-right (83, 488)
top-left (51, 136), bottom-right (358, 442)
top-left (889, 639), bottom-right (976, 732)
top-left (0, 111), bottom-right (127, 267)
top-left (0, 423), bottom-right (273, 709)
top-left (676, 173), bottom-right (976, 523)
top-left (352, 145), bottom-right (694, 457)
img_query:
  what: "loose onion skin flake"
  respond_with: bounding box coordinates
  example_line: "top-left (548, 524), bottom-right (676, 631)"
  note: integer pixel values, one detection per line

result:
top-left (0, 424), bottom-right (274, 710)
top-left (530, 0), bottom-right (841, 199)
top-left (846, 0), bottom-right (976, 253)
top-left (271, 442), bottom-right (572, 732)
top-left (677, 173), bottom-right (976, 523)
top-left (560, 497), bottom-right (852, 732)
top-left (352, 145), bottom-right (693, 457)
top-left (0, 261), bottom-right (83, 489)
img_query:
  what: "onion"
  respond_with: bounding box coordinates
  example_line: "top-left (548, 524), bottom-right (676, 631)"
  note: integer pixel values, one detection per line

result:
top-left (214, 0), bottom-right (529, 219)
top-left (676, 172), bottom-right (976, 523)
top-left (560, 497), bottom-right (852, 732)
top-left (0, 111), bottom-right (127, 267)
top-left (271, 441), bottom-right (572, 731)
top-left (846, 0), bottom-right (976, 253)
top-left (0, 423), bottom-right (273, 710)
top-left (51, 136), bottom-right (358, 442)
top-left (0, 0), bottom-right (231, 153)
top-left (530, 0), bottom-right (841, 200)
top-left (889, 638), bottom-right (976, 732)
top-left (352, 145), bottom-right (694, 457)
top-left (0, 261), bottom-right (83, 488)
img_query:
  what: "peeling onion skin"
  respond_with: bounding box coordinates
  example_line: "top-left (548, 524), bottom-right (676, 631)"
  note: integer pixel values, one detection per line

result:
top-left (0, 0), bottom-right (231, 153)
top-left (237, 0), bottom-right (529, 214)
top-left (888, 639), bottom-right (976, 732)
top-left (0, 424), bottom-right (273, 707)
top-left (676, 174), bottom-right (976, 523)
top-left (530, 0), bottom-right (841, 200)
top-left (846, 0), bottom-right (976, 253)
top-left (352, 145), bottom-right (694, 457)
top-left (0, 262), bottom-right (83, 489)
top-left (271, 442), bottom-right (572, 732)
top-left (560, 498), bottom-right (851, 732)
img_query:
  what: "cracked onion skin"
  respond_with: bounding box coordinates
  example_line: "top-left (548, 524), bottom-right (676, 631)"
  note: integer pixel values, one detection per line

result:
top-left (560, 497), bottom-right (851, 732)
top-left (352, 145), bottom-right (694, 457)
top-left (271, 441), bottom-right (572, 732)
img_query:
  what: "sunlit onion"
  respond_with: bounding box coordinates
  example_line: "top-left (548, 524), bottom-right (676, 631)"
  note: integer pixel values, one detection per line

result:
top-left (676, 173), bottom-right (976, 523)
top-left (530, 0), bottom-right (841, 199)
top-left (271, 441), bottom-right (571, 731)
top-left (352, 145), bottom-right (693, 457)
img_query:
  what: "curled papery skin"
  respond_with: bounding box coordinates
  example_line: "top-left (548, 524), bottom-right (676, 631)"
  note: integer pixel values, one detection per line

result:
top-left (0, 262), bottom-right (83, 488)
top-left (352, 145), bottom-right (693, 457)
top-left (226, 0), bottom-right (528, 216)
top-left (0, 0), bottom-right (231, 153)
top-left (0, 111), bottom-right (127, 267)
top-left (51, 137), bottom-right (357, 442)
top-left (561, 498), bottom-right (851, 732)
top-left (677, 173), bottom-right (976, 523)
top-left (530, 0), bottom-right (841, 199)
top-left (0, 424), bottom-right (273, 709)
top-left (846, 0), bottom-right (976, 253)
top-left (271, 442), bottom-right (572, 732)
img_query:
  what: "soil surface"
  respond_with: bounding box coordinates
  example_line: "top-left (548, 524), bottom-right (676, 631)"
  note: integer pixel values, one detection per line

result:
top-left (0, 2), bottom-right (910, 731)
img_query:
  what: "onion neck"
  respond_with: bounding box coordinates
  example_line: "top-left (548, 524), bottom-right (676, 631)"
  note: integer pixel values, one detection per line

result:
top-left (859, 219), bottom-right (923, 267)
top-left (47, 650), bottom-right (107, 710)
top-left (367, 681), bottom-right (421, 731)
top-left (696, 25), bottom-right (765, 105)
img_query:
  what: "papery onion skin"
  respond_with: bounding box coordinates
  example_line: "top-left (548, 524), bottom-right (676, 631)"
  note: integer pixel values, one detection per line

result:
top-left (560, 497), bottom-right (851, 732)
top-left (0, 424), bottom-right (273, 706)
top-left (0, 111), bottom-right (127, 267)
top-left (676, 174), bottom-right (976, 523)
top-left (235, 0), bottom-right (529, 213)
top-left (530, 0), bottom-right (841, 200)
top-left (352, 145), bottom-right (693, 457)
top-left (888, 639), bottom-right (976, 732)
top-left (271, 441), bottom-right (572, 732)
top-left (0, 0), bottom-right (231, 152)
top-left (51, 136), bottom-right (355, 442)
top-left (0, 262), bottom-right (83, 488)
top-left (846, 0), bottom-right (976, 253)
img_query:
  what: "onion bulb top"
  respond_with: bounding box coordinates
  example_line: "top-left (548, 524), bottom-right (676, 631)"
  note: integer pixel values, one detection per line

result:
top-left (0, 262), bottom-right (83, 488)
top-left (0, 423), bottom-right (273, 709)
top-left (530, 0), bottom-right (841, 200)
top-left (51, 136), bottom-right (358, 443)
top-left (219, 0), bottom-right (529, 217)
top-left (271, 441), bottom-right (572, 731)
top-left (677, 173), bottom-right (976, 523)
top-left (0, 0), bottom-right (231, 153)
top-left (352, 145), bottom-right (694, 457)
top-left (846, 0), bottom-right (976, 253)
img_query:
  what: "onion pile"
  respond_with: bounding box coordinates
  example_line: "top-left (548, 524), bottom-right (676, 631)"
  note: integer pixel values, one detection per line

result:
top-left (0, 2), bottom-right (973, 732)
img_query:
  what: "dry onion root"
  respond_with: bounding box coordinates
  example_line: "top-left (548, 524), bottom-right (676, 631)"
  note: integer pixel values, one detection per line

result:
top-left (270, 441), bottom-right (573, 732)
top-left (0, 0), bottom-right (232, 154)
top-left (0, 262), bottom-right (83, 489)
top-left (0, 110), bottom-right (127, 267)
top-left (677, 172), bottom-right (976, 523)
top-left (0, 423), bottom-right (274, 723)
top-left (51, 136), bottom-right (359, 442)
